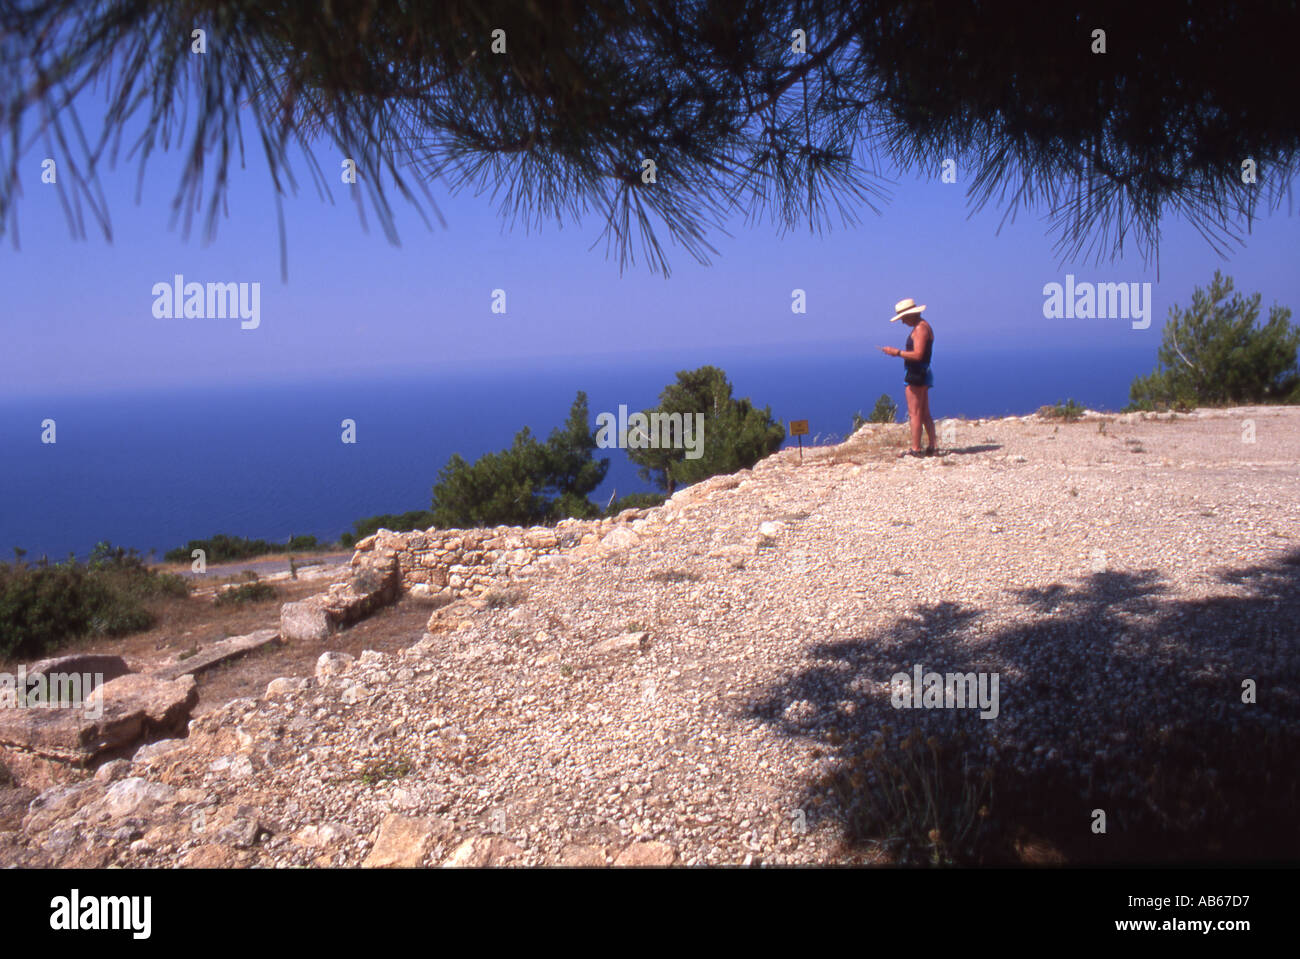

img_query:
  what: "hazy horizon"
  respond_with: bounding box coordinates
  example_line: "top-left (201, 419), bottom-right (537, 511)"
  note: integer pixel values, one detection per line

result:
top-left (3, 93), bottom-right (1297, 401)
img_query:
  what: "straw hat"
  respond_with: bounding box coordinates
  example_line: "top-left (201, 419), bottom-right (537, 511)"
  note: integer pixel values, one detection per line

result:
top-left (889, 297), bottom-right (926, 322)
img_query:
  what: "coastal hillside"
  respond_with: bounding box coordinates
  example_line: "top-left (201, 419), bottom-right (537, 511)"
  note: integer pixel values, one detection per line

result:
top-left (4, 406), bottom-right (1298, 867)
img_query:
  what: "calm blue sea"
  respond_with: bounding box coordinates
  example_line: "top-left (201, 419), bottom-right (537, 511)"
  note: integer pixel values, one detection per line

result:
top-left (0, 343), bottom-right (1153, 561)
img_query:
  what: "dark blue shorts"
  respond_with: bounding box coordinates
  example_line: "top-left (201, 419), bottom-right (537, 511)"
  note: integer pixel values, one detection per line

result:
top-left (904, 369), bottom-right (934, 388)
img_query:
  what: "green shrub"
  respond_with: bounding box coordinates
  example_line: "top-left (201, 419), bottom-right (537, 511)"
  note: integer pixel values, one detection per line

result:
top-left (0, 541), bottom-right (188, 659)
top-left (164, 534), bottom-right (274, 564)
top-left (431, 392), bottom-right (609, 527)
top-left (868, 393), bottom-right (898, 424)
top-left (822, 729), bottom-right (997, 866)
top-left (1037, 398), bottom-right (1085, 421)
top-left (1, 565), bottom-right (111, 658)
top-left (109, 568), bottom-right (189, 601)
top-left (213, 581), bottom-right (278, 606)
top-left (344, 510), bottom-right (437, 545)
top-left (164, 532), bottom-right (327, 564)
top-left (625, 366), bottom-right (784, 495)
top-left (356, 756), bottom-right (412, 786)
top-left (1127, 271), bottom-right (1298, 411)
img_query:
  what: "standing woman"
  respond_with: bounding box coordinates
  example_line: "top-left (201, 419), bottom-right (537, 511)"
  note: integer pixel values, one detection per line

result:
top-left (878, 298), bottom-right (936, 457)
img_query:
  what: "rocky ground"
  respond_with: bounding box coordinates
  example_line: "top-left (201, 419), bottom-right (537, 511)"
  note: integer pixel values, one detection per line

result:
top-left (3, 406), bottom-right (1298, 867)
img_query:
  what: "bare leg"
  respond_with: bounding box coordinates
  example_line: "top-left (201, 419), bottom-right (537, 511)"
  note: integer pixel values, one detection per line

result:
top-left (905, 385), bottom-right (923, 451)
top-left (920, 388), bottom-right (937, 449)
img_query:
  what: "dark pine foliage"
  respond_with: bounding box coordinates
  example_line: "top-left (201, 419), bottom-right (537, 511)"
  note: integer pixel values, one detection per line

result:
top-left (3, 2), bottom-right (1296, 277)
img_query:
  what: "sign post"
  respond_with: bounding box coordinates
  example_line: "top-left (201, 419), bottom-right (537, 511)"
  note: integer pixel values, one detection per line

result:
top-left (789, 419), bottom-right (809, 463)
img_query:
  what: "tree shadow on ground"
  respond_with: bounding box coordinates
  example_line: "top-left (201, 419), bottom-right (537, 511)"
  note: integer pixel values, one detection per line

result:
top-left (748, 549), bottom-right (1300, 864)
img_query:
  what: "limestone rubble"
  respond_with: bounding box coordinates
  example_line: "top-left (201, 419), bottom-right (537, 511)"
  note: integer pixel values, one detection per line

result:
top-left (2, 407), bottom-right (1298, 867)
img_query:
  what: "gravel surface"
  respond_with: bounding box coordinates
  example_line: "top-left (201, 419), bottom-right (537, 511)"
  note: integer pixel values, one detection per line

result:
top-left (4, 406), bottom-right (1298, 867)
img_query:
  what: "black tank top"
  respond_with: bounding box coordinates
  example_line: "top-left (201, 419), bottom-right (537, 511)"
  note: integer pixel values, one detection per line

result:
top-left (903, 324), bottom-right (933, 379)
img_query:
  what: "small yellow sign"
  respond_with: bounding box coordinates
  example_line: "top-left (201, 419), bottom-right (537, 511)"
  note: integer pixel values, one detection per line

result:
top-left (789, 420), bottom-right (810, 436)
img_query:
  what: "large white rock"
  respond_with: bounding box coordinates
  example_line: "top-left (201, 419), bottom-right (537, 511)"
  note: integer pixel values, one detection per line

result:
top-left (265, 677), bottom-right (311, 698)
top-left (0, 673), bottom-right (198, 765)
top-left (102, 777), bottom-right (176, 819)
top-left (592, 632), bottom-right (650, 655)
top-left (614, 841), bottom-right (676, 866)
top-left (443, 835), bottom-right (523, 868)
top-left (600, 527), bottom-right (641, 552)
top-left (281, 600), bottom-right (333, 641)
top-left (362, 813), bottom-right (452, 868)
top-left (314, 651), bottom-right (355, 684)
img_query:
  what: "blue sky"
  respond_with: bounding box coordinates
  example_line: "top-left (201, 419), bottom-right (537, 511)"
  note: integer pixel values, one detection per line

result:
top-left (2, 96), bottom-right (1297, 400)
